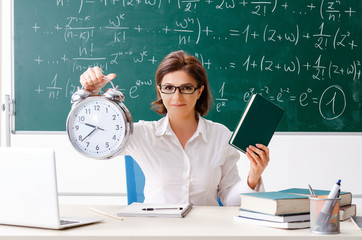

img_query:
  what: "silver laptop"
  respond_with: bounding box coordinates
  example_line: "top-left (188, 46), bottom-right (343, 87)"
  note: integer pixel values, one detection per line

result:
top-left (0, 147), bottom-right (103, 229)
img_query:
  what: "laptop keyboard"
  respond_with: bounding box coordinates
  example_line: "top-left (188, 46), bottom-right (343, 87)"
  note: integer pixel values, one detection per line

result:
top-left (60, 219), bottom-right (80, 225)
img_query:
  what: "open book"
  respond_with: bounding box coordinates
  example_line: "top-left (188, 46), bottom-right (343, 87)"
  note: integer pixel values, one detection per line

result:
top-left (117, 202), bottom-right (193, 218)
top-left (229, 94), bottom-right (285, 153)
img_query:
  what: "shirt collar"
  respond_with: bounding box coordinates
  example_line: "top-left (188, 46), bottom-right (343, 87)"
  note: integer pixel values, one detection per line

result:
top-left (154, 115), bottom-right (208, 143)
top-left (196, 117), bottom-right (208, 143)
top-left (154, 115), bottom-right (173, 137)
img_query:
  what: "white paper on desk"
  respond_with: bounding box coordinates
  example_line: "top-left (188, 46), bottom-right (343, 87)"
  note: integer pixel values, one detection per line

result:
top-left (117, 202), bottom-right (192, 218)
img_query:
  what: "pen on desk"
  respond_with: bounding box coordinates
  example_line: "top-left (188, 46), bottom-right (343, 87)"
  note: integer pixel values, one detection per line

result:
top-left (316, 179), bottom-right (341, 226)
top-left (142, 207), bottom-right (183, 211)
top-left (308, 184), bottom-right (316, 197)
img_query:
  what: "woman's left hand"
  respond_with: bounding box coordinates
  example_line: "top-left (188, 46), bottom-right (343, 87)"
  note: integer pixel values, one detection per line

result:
top-left (246, 144), bottom-right (270, 190)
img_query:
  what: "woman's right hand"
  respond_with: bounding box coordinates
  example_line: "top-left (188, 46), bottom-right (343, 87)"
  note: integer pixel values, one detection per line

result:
top-left (80, 66), bottom-right (116, 94)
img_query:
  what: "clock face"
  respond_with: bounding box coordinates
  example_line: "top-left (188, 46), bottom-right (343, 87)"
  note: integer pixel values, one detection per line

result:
top-left (67, 97), bottom-right (128, 159)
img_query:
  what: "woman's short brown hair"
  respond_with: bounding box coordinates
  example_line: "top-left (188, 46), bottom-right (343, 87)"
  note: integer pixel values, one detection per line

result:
top-left (151, 50), bottom-right (212, 116)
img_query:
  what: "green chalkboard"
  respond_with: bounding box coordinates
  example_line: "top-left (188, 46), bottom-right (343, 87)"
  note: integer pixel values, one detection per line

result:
top-left (13, 0), bottom-right (361, 132)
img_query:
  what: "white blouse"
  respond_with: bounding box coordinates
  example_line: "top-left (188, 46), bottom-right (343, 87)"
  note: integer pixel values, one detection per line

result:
top-left (123, 116), bottom-right (264, 206)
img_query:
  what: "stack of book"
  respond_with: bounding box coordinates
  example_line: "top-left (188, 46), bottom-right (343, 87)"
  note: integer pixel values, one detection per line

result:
top-left (234, 188), bottom-right (355, 229)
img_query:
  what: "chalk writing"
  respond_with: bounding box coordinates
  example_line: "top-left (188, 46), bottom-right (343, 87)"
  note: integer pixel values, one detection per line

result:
top-left (14, 0), bottom-right (362, 132)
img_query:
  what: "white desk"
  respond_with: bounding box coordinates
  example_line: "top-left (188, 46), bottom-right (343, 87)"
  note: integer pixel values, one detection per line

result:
top-left (0, 204), bottom-right (360, 240)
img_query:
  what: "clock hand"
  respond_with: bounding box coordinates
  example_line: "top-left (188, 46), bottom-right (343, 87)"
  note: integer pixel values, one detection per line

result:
top-left (96, 126), bottom-right (105, 131)
top-left (82, 128), bottom-right (97, 142)
top-left (83, 122), bottom-right (104, 131)
top-left (84, 123), bottom-right (97, 128)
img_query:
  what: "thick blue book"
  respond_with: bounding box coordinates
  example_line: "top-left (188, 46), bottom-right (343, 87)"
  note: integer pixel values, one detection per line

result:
top-left (229, 94), bottom-right (285, 153)
top-left (240, 191), bottom-right (309, 215)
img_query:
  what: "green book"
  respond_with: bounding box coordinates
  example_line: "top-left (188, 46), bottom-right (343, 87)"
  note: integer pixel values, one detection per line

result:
top-left (229, 94), bottom-right (285, 153)
top-left (240, 192), bottom-right (310, 215)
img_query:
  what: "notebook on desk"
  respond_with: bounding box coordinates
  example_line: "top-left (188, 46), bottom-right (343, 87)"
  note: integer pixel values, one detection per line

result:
top-left (117, 202), bottom-right (193, 218)
top-left (0, 147), bottom-right (103, 229)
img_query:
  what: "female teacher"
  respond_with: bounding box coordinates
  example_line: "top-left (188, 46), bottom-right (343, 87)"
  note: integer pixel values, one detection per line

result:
top-left (80, 50), bottom-right (269, 206)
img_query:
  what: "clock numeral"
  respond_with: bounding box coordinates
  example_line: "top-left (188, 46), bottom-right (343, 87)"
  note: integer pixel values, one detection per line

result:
top-left (78, 116), bottom-right (85, 122)
top-left (105, 108), bottom-right (109, 113)
top-left (94, 105), bottom-right (101, 111)
top-left (116, 125), bottom-right (119, 130)
top-left (105, 142), bottom-right (109, 148)
top-left (79, 135), bottom-right (83, 141)
top-left (75, 125), bottom-right (79, 131)
top-left (96, 145), bottom-right (100, 151)
top-left (85, 108), bottom-right (91, 114)
top-left (86, 142), bottom-right (90, 147)
top-left (112, 135), bottom-right (116, 140)
top-left (112, 115), bottom-right (116, 120)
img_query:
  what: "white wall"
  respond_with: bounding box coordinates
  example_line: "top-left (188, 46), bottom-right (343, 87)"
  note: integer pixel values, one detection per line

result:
top-left (1, 1), bottom-right (361, 205)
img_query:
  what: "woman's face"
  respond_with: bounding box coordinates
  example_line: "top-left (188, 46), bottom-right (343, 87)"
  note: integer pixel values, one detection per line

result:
top-left (158, 70), bottom-right (204, 119)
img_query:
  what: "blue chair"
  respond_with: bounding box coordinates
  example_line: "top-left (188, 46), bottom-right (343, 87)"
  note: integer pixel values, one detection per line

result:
top-left (125, 155), bottom-right (145, 205)
top-left (125, 155), bottom-right (223, 206)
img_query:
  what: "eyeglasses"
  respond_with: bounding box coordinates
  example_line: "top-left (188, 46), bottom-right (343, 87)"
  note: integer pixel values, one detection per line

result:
top-left (159, 85), bottom-right (200, 94)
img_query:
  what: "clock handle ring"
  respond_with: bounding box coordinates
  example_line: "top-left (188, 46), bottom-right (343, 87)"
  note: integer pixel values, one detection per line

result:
top-left (102, 77), bottom-right (116, 90)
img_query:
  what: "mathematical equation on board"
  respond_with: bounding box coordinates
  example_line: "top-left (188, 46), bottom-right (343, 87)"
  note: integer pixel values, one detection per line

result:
top-left (34, 0), bottom-right (359, 59)
top-left (215, 82), bottom-right (347, 120)
top-left (34, 71), bottom-right (154, 101)
top-left (57, 0), bottom-right (357, 20)
top-left (28, 0), bottom-right (360, 123)
top-left (47, 10), bottom-right (359, 48)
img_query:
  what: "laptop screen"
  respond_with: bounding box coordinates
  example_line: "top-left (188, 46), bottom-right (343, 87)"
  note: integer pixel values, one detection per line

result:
top-left (0, 147), bottom-right (61, 228)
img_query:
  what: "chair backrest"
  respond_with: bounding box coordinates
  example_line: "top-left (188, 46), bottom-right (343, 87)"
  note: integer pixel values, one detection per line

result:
top-left (124, 155), bottom-right (145, 205)
top-left (125, 155), bottom-right (223, 206)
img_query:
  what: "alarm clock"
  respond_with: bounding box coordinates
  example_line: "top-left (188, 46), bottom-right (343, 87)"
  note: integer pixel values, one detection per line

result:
top-left (66, 86), bottom-right (133, 159)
